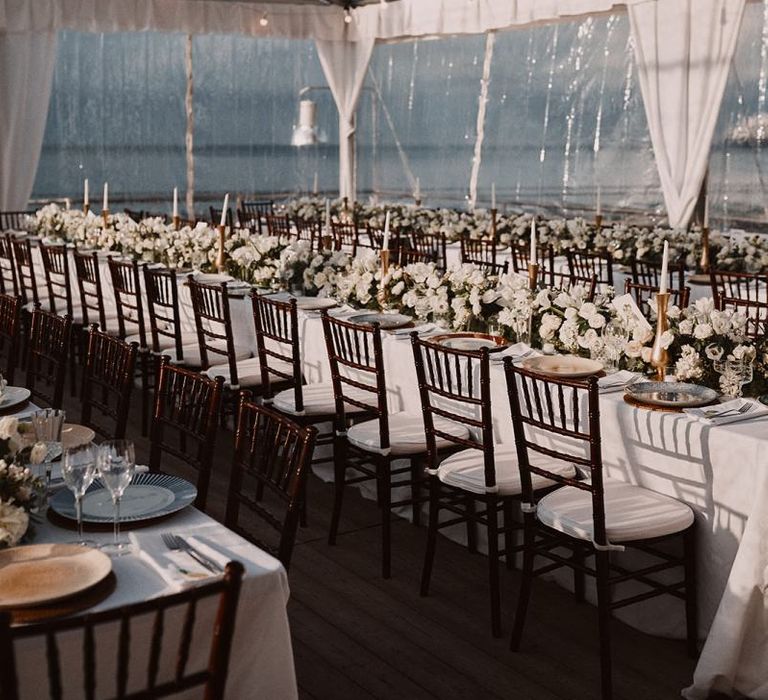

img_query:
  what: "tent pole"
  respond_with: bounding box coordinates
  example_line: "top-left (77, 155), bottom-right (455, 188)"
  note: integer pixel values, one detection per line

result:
top-left (185, 33), bottom-right (195, 220)
top-left (468, 31), bottom-right (496, 212)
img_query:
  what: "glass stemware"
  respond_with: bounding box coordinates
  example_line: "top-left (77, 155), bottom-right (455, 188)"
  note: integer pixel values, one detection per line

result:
top-left (600, 319), bottom-right (628, 374)
top-left (714, 357), bottom-right (755, 397)
top-left (97, 440), bottom-right (136, 556)
top-left (62, 443), bottom-right (97, 546)
top-left (31, 408), bottom-right (66, 492)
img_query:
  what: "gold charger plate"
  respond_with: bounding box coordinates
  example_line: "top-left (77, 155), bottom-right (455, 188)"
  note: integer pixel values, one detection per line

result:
top-left (61, 423), bottom-right (96, 449)
top-left (520, 355), bottom-right (603, 378)
top-left (427, 332), bottom-right (509, 352)
top-left (0, 544), bottom-right (112, 609)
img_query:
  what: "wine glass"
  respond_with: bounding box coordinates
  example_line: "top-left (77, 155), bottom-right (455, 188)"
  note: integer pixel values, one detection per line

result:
top-left (714, 357), bottom-right (754, 397)
top-left (601, 319), bottom-right (627, 374)
top-left (31, 408), bottom-right (66, 492)
top-left (62, 443), bottom-right (97, 546)
top-left (97, 440), bottom-right (136, 556)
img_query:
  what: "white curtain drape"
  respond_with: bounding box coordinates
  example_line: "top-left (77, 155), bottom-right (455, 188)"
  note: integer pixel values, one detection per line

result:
top-left (316, 37), bottom-right (375, 202)
top-left (628, 0), bottom-right (745, 228)
top-left (0, 31), bottom-right (57, 210)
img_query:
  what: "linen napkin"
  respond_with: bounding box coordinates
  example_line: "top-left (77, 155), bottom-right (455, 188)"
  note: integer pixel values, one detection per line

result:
top-left (490, 342), bottom-right (540, 363)
top-left (130, 531), bottom-right (231, 591)
top-left (598, 370), bottom-right (640, 394)
top-left (684, 398), bottom-right (768, 426)
top-left (390, 323), bottom-right (436, 338)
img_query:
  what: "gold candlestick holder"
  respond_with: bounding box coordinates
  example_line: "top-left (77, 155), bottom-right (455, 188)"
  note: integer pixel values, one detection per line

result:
top-left (83, 203), bottom-right (90, 215)
top-left (527, 262), bottom-right (539, 291)
top-left (700, 226), bottom-right (711, 273)
top-left (490, 208), bottom-right (498, 242)
top-left (650, 292), bottom-right (670, 381)
top-left (216, 224), bottom-right (227, 273)
top-left (414, 197), bottom-right (422, 207)
top-left (380, 248), bottom-right (390, 276)
top-left (595, 213), bottom-right (603, 229)
top-left (102, 209), bottom-right (110, 229)
top-left (173, 215), bottom-right (181, 231)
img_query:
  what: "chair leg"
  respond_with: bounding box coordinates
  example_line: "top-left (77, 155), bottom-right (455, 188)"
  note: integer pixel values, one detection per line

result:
top-left (379, 456), bottom-right (392, 579)
top-left (487, 496), bottom-right (502, 638)
top-left (420, 477), bottom-right (440, 597)
top-left (595, 550), bottom-right (613, 700)
top-left (140, 351), bottom-right (149, 437)
top-left (502, 499), bottom-right (516, 571)
top-left (410, 456), bottom-right (422, 528)
top-left (466, 496), bottom-right (478, 553)
top-left (510, 516), bottom-right (535, 651)
top-left (683, 527), bottom-right (698, 658)
top-left (299, 478), bottom-right (308, 528)
top-left (327, 437), bottom-right (347, 546)
top-left (573, 544), bottom-right (586, 603)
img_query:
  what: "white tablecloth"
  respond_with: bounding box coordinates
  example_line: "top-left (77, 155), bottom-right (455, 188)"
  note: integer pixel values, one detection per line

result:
top-left (14, 508), bottom-right (298, 700)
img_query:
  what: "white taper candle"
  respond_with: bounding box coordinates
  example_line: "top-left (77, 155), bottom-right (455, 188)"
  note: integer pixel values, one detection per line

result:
top-left (102, 182), bottom-right (108, 211)
top-left (173, 187), bottom-right (178, 218)
top-left (530, 216), bottom-right (537, 265)
top-left (382, 211), bottom-right (391, 251)
top-left (220, 194), bottom-right (229, 227)
top-left (659, 241), bottom-right (669, 295)
top-left (84, 179), bottom-right (89, 206)
top-left (491, 182), bottom-right (496, 211)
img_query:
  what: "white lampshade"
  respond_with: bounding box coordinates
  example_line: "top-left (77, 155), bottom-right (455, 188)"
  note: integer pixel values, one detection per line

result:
top-left (291, 99), bottom-right (319, 147)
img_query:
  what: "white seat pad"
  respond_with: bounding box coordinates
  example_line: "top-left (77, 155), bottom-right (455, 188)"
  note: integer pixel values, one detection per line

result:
top-left (438, 445), bottom-right (576, 496)
top-left (160, 343), bottom-right (205, 368)
top-left (272, 382), bottom-right (370, 416)
top-left (537, 480), bottom-right (694, 543)
top-left (347, 412), bottom-right (469, 456)
top-left (205, 356), bottom-right (293, 389)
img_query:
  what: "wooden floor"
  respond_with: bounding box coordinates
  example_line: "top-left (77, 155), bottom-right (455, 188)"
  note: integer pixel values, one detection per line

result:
top-left (58, 385), bottom-right (698, 700)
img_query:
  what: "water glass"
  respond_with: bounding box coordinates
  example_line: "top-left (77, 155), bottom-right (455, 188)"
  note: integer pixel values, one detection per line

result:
top-left (714, 357), bottom-right (754, 397)
top-left (62, 444), bottom-right (97, 546)
top-left (31, 408), bottom-right (66, 488)
top-left (97, 440), bottom-right (136, 556)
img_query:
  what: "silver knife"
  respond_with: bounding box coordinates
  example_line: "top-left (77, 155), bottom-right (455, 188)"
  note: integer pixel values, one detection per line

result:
top-left (174, 535), bottom-right (223, 573)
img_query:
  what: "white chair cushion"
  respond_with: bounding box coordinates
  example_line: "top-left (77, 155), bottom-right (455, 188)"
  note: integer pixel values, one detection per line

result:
top-left (537, 480), bottom-right (694, 543)
top-left (158, 343), bottom-right (204, 368)
top-left (346, 412), bottom-right (470, 456)
top-left (272, 382), bottom-right (370, 416)
top-left (205, 356), bottom-right (293, 389)
top-left (437, 445), bottom-right (577, 496)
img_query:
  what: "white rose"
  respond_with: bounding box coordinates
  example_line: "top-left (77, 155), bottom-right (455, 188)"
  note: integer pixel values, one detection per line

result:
top-left (30, 442), bottom-right (48, 465)
top-left (693, 323), bottom-right (713, 340)
top-left (0, 501), bottom-right (28, 548)
top-left (588, 314), bottom-right (606, 329)
top-left (0, 416), bottom-right (18, 441)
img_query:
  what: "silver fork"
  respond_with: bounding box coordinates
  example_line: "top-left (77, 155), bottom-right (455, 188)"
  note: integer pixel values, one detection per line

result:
top-left (704, 402), bottom-right (753, 419)
top-left (161, 533), bottom-right (221, 573)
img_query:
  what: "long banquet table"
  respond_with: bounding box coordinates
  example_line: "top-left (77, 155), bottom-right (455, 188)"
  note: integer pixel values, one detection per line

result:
top-left (13, 507), bottom-right (299, 699)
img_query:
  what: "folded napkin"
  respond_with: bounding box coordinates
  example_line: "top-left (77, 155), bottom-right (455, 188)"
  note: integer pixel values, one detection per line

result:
top-left (490, 342), bottom-right (540, 363)
top-left (598, 370), bottom-right (640, 394)
top-left (130, 531), bottom-right (231, 591)
top-left (391, 323), bottom-right (436, 338)
top-left (684, 398), bottom-right (768, 426)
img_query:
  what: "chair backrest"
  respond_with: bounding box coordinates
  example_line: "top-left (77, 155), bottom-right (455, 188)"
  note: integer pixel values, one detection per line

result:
top-left (39, 243), bottom-right (75, 319)
top-left (293, 218), bottom-right (321, 251)
top-left (509, 243), bottom-right (557, 285)
top-left (0, 210), bottom-right (32, 232)
top-left (73, 250), bottom-right (109, 331)
top-left (187, 277), bottom-right (240, 384)
top-left (143, 266), bottom-right (184, 358)
top-left (10, 237), bottom-right (41, 307)
top-left (624, 280), bottom-right (690, 315)
top-left (123, 207), bottom-right (145, 223)
top-left (504, 361), bottom-right (608, 543)
top-left (209, 206), bottom-right (234, 230)
top-left (226, 396), bottom-right (317, 569)
top-left (150, 357), bottom-right (224, 510)
top-left (26, 307), bottom-right (71, 408)
top-left (0, 234), bottom-right (19, 296)
top-left (631, 257), bottom-right (686, 291)
top-left (460, 236), bottom-right (497, 267)
top-left (395, 246), bottom-right (434, 266)
top-left (331, 220), bottom-right (359, 254)
top-left (320, 311), bottom-right (386, 442)
top-left (264, 214), bottom-right (293, 238)
top-left (80, 325), bottom-right (138, 439)
top-left (108, 257), bottom-right (147, 346)
top-left (408, 230), bottom-right (447, 271)
top-left (251, 294), bottom-right (302, 406)
top-left (239, 200), bottom-right (274, 234)
top-left (549, 270), bottom-right (598, 302)
top-left (411, 336), bottom-right (495, 484)
top-left (566, 249), bottom-right (614, 287)
top-left (0, 293), bottom-right (21, 384)
top-left (0, 561), bottom-right (244, 700)
top-left (710, 269), bottom-right (768, 340)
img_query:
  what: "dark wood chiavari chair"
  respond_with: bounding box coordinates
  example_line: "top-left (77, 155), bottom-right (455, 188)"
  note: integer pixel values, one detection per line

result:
top-left (25, 307), bottom-right (71, 409)
top-left (509, 243), bottom-right (557, 285)
top-left (504, 361), bottom-right (697, 700)
top-left (331, 220), bottom-right (361, 254)
top-left (411, 337), bottom-right (576, 637)
top-left (0, 293), bottom-right (21, 384)
top-left (150, 357), bottom-right (224, 511)
top-left (548, 270), bottom-right (598, 302)
top-left (710, 269), bottom-right (768, 340)
top-left (143, 266), bottom-right (201, 366)
top-left (460, 235), bottom-right (498, 267)
top-left (10, 237), bottom-right (47, 311)
top-left (187, 277), bottom-right (255, 413)
top-left (407, 230), bottom-right (447, 271)
top-left (238, 200), bottom-right (274, 235)
top-left (73, 250), bottom-right (117, 334)
top-left (293, 217), bottom-right (321, 251)
top-left (0, 234), bottom-right (18, 296)
top-left (209, 206), bottom-right (234, 230)
top-left (566, 249), bottom-right (615, 287)
top-left (123, 207), bottom-right (145, 222)
top-left (624, 280), bottom-right (690, 315)
top-left (80, 325), bottom-right (138, 440)
top-left (0, 561), bottom-right (244, 700)
top-left (321, 311), bottom-right (469, 578)
top-left (395, 246), bottom-right (434, 266)
top-left (0, 210), bottom-right (33, 232)
top-left (631, 256), bottom-right (686, 292)
top-left (265, 213), bottom-right (293, 238)
top-left (225, 396), bottom-right (317, 569)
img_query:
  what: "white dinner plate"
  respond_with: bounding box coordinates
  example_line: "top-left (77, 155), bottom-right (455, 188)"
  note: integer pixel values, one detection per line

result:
top-left (0, 544), bottom-right (112, 608)
top-left (0, 386), bottom-right (31, 412)
top-left (292, 296), bottom-right (338, 311)
top-left (61, 423), bottom-right (96, 449)
top-left (347, 312), bottom-right (413, 330)
top-left (520, 355), bottom-right (603, 378)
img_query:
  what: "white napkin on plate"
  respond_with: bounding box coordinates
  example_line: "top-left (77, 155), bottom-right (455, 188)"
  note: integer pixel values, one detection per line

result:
top-left (684, 398), bottom-right (768, 426)
top-left (130, 531), bottom-right (232, 591)
top-left (391, 323), bottom-right (436, 338)
top-left (598, 370), bottom-right (640, 393)
top-left (490, 342), bottom-right (540, 363)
